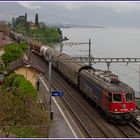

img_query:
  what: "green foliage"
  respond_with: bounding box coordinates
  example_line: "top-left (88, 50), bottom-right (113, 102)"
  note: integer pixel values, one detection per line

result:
top-left (11, 126), bottom-right (47, 138)
top-left (0, 72), bottom-right (48, 137)
top-left (0, 85), bottom-right (48, 137)
top-left (0, 63), bottom-right (6, 73)
top-left (2, 73), bottom-right (37, 98)
top-left (2, 43), bottom-right (28, 66)
top-left (12, 14), bottom-right (62, 43)
top-left (31, 27), bottom-right (62, 43)
top-left (15, 22), bottom-right (26, 33)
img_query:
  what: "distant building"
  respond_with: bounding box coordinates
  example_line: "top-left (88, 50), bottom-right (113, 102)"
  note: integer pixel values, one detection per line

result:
top-left (29, 21), bottom-right (37, 30)
top-left (0, 21), bottom-right (9, 35)
top-left (8, 53), bottom-right (46, 87)
top-left (39, 22), bottom-right (46, 29)
top-left (13, 13), bottom-right (44, 31)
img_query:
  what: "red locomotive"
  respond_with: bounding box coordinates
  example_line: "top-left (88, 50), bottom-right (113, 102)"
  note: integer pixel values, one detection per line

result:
top-left (79, 69), bottom-right (136, 123)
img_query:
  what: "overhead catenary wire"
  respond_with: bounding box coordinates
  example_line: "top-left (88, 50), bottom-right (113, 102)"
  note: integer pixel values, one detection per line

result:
top-left (43, 56), bottom-right (139, 84)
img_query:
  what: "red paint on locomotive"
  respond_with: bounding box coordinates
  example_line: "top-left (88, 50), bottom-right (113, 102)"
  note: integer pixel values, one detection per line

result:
top-left (108, 92), bottom-right (136, 113)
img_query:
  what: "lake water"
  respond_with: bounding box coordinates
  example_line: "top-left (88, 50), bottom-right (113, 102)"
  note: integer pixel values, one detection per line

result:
top-left (55, 27), bottom-right (140, 97)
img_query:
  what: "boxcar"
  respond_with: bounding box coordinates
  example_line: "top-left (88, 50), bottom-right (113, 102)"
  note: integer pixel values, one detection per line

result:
top-left (58, 54), bottom-right (91, 86)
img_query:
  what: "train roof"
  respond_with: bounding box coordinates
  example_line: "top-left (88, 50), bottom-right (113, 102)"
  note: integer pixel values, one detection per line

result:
top-left (40, 46), bottom-right (93, 72)
top-left (58, 53), bottom-right (92, 73)
top-left (81, 69), bottom-right (134, 93)
top-left (48, 47), bottom-right (63, 58)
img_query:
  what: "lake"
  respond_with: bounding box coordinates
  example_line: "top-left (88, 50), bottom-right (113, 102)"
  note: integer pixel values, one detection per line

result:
top-left (55, 27), bottom-right (140, 97)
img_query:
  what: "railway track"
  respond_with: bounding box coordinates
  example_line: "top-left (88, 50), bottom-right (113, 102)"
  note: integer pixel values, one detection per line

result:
top-left (116, 122), bottom-right (140, 138)
top-left (52, 81), bottom-right (108, 138)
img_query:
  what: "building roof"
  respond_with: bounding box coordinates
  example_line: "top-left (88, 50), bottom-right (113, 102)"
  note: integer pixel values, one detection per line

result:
top-left (0, 39), bottom-right (12, 47)
top-left (8, 53), bottom-right (46, 75)
top-left (0, 22), bottom-right (9, 32)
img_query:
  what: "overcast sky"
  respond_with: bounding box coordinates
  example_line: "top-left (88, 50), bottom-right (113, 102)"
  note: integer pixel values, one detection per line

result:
top-left (18, 1), bottom-right (140, 11)
top-left (1, 1), bottom-right (140, 27)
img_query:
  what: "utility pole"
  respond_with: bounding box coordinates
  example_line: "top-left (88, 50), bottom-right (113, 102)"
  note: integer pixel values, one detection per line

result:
top-left (106, 62), bottom-right (111, 71)
top-left (89, 39), bottom-right (92, 67)
top-left (49, 53), bottom-right (53, 120)
top-left (60, 42), bottom-right (63, 52)
top-left (139, 65), bottom-right (140, 98)
top-left (61, 39), bottom-right (92, 67)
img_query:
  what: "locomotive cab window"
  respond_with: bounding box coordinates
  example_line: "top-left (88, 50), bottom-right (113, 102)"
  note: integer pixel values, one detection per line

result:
top-left (126, 92), bottom-right (133, 102)
top-left (113, 94), bottom-right (122, 102)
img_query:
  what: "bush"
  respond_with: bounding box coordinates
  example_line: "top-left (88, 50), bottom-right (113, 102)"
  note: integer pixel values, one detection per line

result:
top-left (31, 27), bottom-right (62, 43)
top-left (2, 73), bottom-right (37, 98)
top-left (2, 43), bottom-right (28, 66)
top-left (0, 73), bottom-right (48, 137)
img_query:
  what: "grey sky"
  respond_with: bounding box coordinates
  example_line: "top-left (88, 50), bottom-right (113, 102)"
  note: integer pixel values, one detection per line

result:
top-left (18, 1), bottom-right (140, 12)
top-left (1, 1), bottom-right (140, 27)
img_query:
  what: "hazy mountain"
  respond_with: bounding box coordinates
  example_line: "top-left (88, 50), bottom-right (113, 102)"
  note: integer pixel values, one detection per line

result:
top-left (1, 2), bottom-right (140, 27)
top-left (0, 2), bottom-right (27, 21)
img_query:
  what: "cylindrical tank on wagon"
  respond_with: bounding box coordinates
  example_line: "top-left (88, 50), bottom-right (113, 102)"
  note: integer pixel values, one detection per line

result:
top-left (40, 45), bottom-right (49, 59)
top-left (43, 47), bottom-right (63, 68)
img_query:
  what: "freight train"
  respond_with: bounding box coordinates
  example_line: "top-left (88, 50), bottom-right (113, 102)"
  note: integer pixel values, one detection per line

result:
top-left (9, 31), bottom-right (137, 123)
top-left (30, 44), bottom-right (137, 123)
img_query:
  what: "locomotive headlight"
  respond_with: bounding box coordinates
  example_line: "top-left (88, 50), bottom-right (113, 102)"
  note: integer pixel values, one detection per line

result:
top-left (115, 109), bottom-right (118, 112)
top-left (130, 108), bottom-right (133, 111)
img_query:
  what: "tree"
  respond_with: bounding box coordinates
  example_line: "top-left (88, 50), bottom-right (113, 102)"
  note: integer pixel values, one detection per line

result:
top-left (0, 73), bottom-right (48, 137)
top-left (24, 13), bottom-right (29, 32)
top-left (0, 88), bottom-right (48, 137)
top-left (35, 13), bottom-right (39, 28)
top-left (2, 43), bottom-right (28, 66)
top-left (25, 13), bottom-right (27, 23)
top-left (12, 17), bottom-right (16, 31)
top-left (2, 73), bottom-right (37, 98)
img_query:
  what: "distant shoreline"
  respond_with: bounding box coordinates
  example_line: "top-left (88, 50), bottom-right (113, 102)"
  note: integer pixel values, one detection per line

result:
top-left (60, 26), bottom-right (105, 29)
top-left (47, 23), bottom-right (105, 29)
